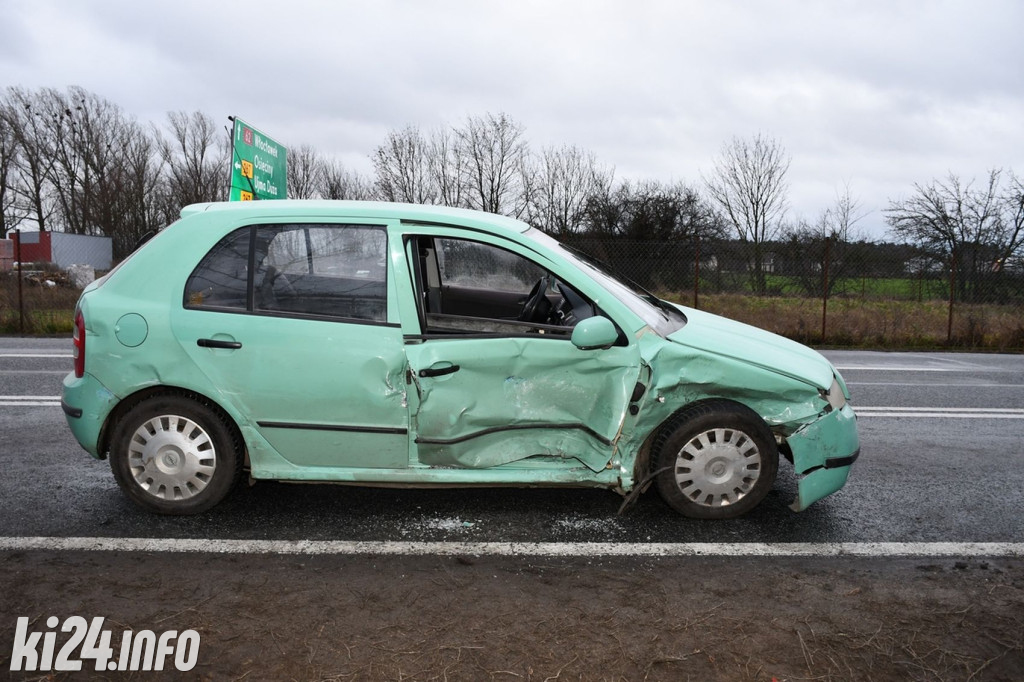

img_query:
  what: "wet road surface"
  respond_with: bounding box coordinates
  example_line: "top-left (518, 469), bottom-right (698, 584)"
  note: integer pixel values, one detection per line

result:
top-left (2, 339), bottom-right (1022, 546)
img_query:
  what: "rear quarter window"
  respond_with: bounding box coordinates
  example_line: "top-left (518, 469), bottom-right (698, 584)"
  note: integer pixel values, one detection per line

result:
top-left (184, 227), bottom-right (250, 309)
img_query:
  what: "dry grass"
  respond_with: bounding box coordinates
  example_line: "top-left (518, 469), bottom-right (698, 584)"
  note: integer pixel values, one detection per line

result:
top-left (0, 272), bottom-right (80, 334)
top-left (674, 293), bottom-right (1024, 351)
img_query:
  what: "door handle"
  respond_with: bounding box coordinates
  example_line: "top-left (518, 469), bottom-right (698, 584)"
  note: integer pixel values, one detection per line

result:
top-left (197, 338), bottom-right (243, 350)
top-left (419, 364), bottom-right (460, 378)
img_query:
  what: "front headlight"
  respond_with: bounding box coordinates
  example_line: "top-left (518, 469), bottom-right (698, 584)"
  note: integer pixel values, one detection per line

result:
top-left (821, 377), bottom-right (847, 411)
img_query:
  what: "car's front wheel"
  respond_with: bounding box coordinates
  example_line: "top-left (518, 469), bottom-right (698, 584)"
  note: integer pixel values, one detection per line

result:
top-left (653, 400), bottom-right (778, 519)
top-left (109, 393), bottom-right (241, 514)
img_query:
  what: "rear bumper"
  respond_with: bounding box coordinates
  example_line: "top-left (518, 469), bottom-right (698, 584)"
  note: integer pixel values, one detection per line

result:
top-left (62, 372), bottom-right (119, 459)
top-left (786, 404), bottom-right (860, 511)
top-left (61, 399), bottom-right (83, 419)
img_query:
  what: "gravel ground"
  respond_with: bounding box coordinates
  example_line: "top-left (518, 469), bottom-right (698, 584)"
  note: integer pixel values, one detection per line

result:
top-left (2, 551), bottom-right (1023, 681)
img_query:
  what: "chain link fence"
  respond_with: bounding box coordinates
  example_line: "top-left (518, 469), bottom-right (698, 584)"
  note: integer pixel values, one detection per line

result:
top-left (564, 236), bottom-right (1024, 350)
top-left (3, 230), bottom-right (1023, 349)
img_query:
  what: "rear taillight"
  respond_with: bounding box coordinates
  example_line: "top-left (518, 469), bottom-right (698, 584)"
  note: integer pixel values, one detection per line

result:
top-left (73, 309), bottom-right (85, 378)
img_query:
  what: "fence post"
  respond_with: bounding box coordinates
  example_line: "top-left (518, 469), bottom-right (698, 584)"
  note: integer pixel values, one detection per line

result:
top-left (821, 237), bottom-right (832, 343)
top-left (15, 228), bottom-right (24, 334)
top-left (693, 234), bottom-right (700, 309)
top-left (947, 250), bottom-right (956, 344)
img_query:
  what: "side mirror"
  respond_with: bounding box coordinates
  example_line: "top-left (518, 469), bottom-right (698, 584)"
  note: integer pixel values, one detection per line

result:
top-left (570, 316), bottom-right (619, 350)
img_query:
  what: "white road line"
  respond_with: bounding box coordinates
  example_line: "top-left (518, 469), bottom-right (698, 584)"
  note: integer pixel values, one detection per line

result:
top-left (858, 407), bottom-right (1024, 413)
top-left (0, 395), bottom-right (61, 407)
top-left (0, 537), bottom-right (1021, 557)
top-left (835, 366), bottom-right (975, 372)
top-left (858, 413), bottom-right (1023, 419)
top-left (849, 382), bottom-right (1024, 388)
top-left (0, 395), bottom-right (62, 400)
top-left (857, 407), bottom-right (1024, 419)
top-left (0, 353), bottom-right (72, 358)
top-left (0, 370), bottom-right (69, 375)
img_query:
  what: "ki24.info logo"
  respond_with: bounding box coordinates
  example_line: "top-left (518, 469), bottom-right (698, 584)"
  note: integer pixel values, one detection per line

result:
top-left (10, 616), bottom-right (199, 672)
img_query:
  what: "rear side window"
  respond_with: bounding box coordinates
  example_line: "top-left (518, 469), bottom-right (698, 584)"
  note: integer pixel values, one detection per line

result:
top-left (184, 228), bottom-right (250, 310)
top-left (255, 225), bottom-right (387, 321)
top-left (185, 224), bottom-right (388, 323)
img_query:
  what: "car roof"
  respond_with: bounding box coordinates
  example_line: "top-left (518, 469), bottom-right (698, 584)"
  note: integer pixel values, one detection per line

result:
top-left (180, 200), bottom-right (532, 236)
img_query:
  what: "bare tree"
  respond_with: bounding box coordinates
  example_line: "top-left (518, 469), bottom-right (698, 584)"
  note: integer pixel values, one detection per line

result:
top-left (428, 126), bottom-right (465, 208)
top-left (528, 144), bottom-right (612, 237)
top-left (371, 114), bottom-right (533, 216)
top-left (1005, 172), bottom-right (1024, 266)
top-left (3, 86), bottom-right (166, 258)
top-left (886, 169), bottom-right (1024, 302)
top-left (1, 87), bottom-right (57, 233)
top-left (372, 125), bottom-right (436, 204)
top-left (574, 179), bottom-right (725, 291)
top-left (582, 179), bottom-right (723, 241)
top-left (704, 133), bottom-right (790, 294)
top-left (0, 99), bottom-right (23, 237)
top-left (286, 143), bottom-right (324, 200)
top-left (780, 185), bottom-right (868, 297)
top-left (457, 113), bottom-right (529, 218)
top-left (159, 110), bottom-right (228, 211)
top-left (579, 179), bottom-right (627, 240)
top-left (35, 86), bottom-right (142, 239)
top-left (103, 120), bottom-right (165, 257)
top-left (821, 183), bottom-right (865, 243)
top-left (319, 159), bottom-right (374, 200)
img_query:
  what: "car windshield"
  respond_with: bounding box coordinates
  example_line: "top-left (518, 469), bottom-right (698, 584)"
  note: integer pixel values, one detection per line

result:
top-left (523, 228), bottom-right (687, 337)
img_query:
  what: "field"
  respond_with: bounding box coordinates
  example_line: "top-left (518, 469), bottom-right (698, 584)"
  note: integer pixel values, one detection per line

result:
top-left (761, 274), bottom-right (952, 301)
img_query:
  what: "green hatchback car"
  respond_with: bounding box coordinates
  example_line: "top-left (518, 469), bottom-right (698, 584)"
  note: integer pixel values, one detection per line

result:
top-left (62, 201), bottom-right (859, 517)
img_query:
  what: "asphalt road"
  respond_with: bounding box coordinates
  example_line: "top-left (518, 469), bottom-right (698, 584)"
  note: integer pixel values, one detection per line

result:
top-left (1, 337), bottom-right (1022, 545)
top-left (3, 337), bottom-right (1024, 681)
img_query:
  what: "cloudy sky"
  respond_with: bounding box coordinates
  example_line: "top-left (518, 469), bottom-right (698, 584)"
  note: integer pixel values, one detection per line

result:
top-left (2, 0), bottom-right (1022, 237)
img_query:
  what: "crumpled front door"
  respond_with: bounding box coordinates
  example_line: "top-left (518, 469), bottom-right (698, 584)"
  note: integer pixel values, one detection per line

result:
top-left (406, 335), bottom-right (640, 472)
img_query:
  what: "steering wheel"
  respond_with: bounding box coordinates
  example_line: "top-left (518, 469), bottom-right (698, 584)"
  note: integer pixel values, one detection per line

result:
top-left (518, 275), bottom-right (550, 322)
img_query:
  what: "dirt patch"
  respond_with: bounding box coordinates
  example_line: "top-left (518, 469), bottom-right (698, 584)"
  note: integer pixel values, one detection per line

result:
top-left (1, 551), bottom-right (1022, 681)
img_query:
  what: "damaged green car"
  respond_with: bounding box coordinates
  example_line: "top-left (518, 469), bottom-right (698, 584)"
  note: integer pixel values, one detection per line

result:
top-left (62, 201), bottom-right (859, 517)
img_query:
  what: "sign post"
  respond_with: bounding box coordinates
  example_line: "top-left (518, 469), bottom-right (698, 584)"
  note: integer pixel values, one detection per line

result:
top-left (229, 118), bottom-right (287, 201)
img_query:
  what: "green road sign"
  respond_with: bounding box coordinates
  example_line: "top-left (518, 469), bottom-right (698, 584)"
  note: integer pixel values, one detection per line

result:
top-left (229, 118), bottom-right (287, 201)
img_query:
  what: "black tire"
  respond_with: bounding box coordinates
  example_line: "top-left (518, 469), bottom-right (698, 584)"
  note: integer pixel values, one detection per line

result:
top-left (653, 400), bottom-right (778, 519)
top-left (109, 393), bottom-right (242, 515)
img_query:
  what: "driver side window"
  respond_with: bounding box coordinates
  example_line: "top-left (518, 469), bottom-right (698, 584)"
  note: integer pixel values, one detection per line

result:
top-left (437, 239), bottom-right (544, 294)
top-left (413, 237), bottom-right (593, 336)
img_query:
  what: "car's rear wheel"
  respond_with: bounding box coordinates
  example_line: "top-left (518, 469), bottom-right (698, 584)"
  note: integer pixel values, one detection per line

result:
top-left (653, 400), bottom-right (778, 519)
top-left (109, 394), bottom-right (241, 515)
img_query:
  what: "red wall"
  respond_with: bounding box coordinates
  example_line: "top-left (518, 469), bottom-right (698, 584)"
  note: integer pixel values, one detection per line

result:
top-left (10, 231), bottom-right (52, 264)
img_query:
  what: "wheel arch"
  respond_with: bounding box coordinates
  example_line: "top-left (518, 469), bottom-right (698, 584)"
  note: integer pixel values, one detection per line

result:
top-left (636, 397), bottom-right (773, 481)
top-left (646, 397), bottom-right (780, 518)
top-left (98, 385), bottom-right (247, 467)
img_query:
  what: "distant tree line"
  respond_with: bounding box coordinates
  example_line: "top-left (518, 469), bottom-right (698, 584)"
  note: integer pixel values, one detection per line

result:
top-left (0, 86), bottom-right (230, 258)
top-left (2, 85), bottom-right (1022, 302)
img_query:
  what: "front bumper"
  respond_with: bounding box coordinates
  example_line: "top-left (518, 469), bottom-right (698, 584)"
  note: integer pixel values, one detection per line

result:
top-left (786, 403), bottom-right (860, 511)
top-left (62, 372), bottom-right (119, 459)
